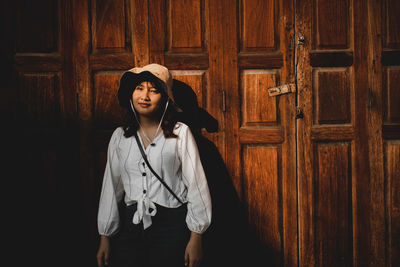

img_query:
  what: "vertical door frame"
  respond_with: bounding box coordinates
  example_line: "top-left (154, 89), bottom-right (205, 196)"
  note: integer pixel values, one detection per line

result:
top-left (366, 0), bottom-right (386, 265)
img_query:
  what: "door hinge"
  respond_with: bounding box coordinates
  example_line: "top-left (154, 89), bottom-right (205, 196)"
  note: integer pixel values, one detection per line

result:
top-left (268, 83), bottom-right (296, 97)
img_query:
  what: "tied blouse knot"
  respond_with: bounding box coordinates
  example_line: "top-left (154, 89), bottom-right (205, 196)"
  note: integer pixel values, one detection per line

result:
top-left (97, 122), bottom-right (212, 235)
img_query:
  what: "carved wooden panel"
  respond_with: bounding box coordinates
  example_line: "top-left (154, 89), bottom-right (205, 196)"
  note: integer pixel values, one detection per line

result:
top-left (314, 69), bottom-right (350, 124)
top-left (314, 142), bottom-right (352, 266)
top-left (384, 0), bottom-right (400, 48)
top-left (16, 0), bottom-right (58, 53)
top-left (17, 72), bottom-right (60, 126)
top-left (168, 0), bottom-right (204, 52)
top-left (171, 70), bottom-right (206, 108)
top-left (385, 142), bottom-right (400, 266)
top-left (313, 0), bottom-right (349, 49)
top-left (243, 145), bottom-right (282, 265)
top-left (93, 72), bottom-right (126, 128)
top-left (91, 0), bottom-right (131, 53)
top-left (240, 0), bottom-right (276, 52)
top-left (385, 68), bottom-right (400, 123)
top-left (241, 70), bottom-right (278, 126)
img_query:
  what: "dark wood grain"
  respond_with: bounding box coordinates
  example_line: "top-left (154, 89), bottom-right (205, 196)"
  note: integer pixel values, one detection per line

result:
top-left (243, 145), bottom-right (282, 266)
top-left (384, 0), bottom-right (400, 48)
top-left (17, 72), bottom-right (60, 126)
top-left (239, 127), bottom-right (284, 144)
top-left (314, 0), bottom-right (349, 49)
top-left (168, 0), bottom-right (203, 51)
top-left (315, 70), bottom-right (350, 124)
top-left (311, 125), bottom-right (355, 141)
top-left (367, 1), bottom-right (387, 264)
top-left (241, 70), bottom-right (278, 125)
top-left (385, 142), bottom-right (400, 266)
top-left (238, 53), bottom-right (283, 69)
top-left (93, 72), bottom-right (126, 128)
top-left (315, 142), bottom-right (352, 266)
top-left (240, 0), bottom-right (276, 51)
top-left (148, 0), bottom-right (166, 64)
top-left (280, 0), bottom-right (298, 264)
top-left (309, 51), bottom-right (353, 67)
top-left (89, 53), bottom-right (135, 70)
top-left (92, 0), bottom-right (127, 51)
top-left (164, 53), bottom-right (209, 69)
top-left (14, 53), bottom-right (62, 71)
top-left (351, 0), bottom-right (373, 265)
top-left (131, 0), bottom-right (149, 67)
top-left (386, 69), bottom-right (400, 122)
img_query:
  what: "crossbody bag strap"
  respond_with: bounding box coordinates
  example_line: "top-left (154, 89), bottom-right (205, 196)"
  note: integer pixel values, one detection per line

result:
top-left (134, 132), bottom-right (184, 205)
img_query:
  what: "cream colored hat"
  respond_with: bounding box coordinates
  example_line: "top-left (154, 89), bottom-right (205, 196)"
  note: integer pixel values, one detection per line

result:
top-left (118, 63), bottom-right (174, 108)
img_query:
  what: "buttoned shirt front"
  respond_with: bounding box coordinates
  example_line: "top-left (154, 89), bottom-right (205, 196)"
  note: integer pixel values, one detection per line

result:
top-left (97, 122), bottom-right (212, 236)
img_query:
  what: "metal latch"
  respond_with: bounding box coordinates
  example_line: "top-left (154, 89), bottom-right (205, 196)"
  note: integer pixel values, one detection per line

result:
top-left (297, 33), bottom-right (305, 46)
top-left (268, 83), bottom-right (296, 97)
top-left (296, 107), bottom-right (304, 119)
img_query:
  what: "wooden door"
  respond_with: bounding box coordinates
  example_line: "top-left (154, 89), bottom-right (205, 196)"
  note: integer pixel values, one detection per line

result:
top-left (295, 0), bottom-right (399, 266)
top-left (296, 0), bottom-right (359, 265)
top-left (380, 1), bottom-right (400, 266)
top-left (223, 0), bottom-right (298, 266)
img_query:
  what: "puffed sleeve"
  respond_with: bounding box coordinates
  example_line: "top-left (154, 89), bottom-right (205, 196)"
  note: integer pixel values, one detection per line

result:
top-left (97, 127), bottom-right (125, 236)
top-left (178, 124), bottom-right (212, 234)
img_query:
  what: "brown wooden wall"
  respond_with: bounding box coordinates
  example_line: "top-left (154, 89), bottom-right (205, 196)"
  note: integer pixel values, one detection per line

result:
top-left (2, 0), bottom-right (399, 266)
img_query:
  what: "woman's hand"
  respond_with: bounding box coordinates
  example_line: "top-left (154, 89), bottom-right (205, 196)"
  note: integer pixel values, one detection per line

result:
top-left (96, 235), bottom-right (111, 267)
top-left (184, 232), bottom-right (203, 267)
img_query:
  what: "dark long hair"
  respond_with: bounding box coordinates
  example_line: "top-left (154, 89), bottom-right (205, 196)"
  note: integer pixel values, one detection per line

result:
top-left (122, 94), bottom-right (179, 139)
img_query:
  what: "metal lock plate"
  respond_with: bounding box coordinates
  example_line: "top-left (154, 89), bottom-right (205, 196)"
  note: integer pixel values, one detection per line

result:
top-left (268, 83), bottom-right (296, 97)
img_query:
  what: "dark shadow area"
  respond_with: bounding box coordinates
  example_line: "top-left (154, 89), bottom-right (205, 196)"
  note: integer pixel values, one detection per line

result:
top-left (172, 80), bottom-right (278, 267)
top-left (6, 128), bottom-right (88, 267)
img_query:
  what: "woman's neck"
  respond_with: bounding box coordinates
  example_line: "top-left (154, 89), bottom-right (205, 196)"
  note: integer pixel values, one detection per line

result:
top-left (138, 115), bottom-right (159, 129)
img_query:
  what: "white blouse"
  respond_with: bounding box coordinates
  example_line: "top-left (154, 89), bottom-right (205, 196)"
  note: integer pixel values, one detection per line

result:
top-left (97, 122), bottom-right (212, 236)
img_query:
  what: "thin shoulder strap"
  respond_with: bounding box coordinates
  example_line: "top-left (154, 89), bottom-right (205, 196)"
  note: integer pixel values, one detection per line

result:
top-left (134, 132), bottom-right (184, 205)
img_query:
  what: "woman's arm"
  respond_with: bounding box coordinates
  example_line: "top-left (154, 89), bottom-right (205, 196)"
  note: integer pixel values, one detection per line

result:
top-left (98, 127), bottom-right (124, 236)
top-left (179, 124), bottom-right (212, 234)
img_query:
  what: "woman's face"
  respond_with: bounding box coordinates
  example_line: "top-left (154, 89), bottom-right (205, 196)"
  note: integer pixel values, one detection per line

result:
top-left (131, 81), bottom-right (163, 118)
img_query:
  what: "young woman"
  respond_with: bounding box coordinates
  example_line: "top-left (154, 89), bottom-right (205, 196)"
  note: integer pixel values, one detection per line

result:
top-left (96, 64), bottom-right (212, 267)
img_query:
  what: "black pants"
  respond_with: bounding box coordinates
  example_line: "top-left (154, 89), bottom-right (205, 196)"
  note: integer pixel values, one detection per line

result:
top-left (110, 203), bottom-right (190, 267)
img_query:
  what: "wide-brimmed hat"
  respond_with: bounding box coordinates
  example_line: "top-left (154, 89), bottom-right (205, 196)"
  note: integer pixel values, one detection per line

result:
top-left (118, 63), bottom-right (174, 108)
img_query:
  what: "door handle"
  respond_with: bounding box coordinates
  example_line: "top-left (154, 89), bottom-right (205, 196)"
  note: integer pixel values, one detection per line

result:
top-left (267, 83), bottom-right (296, 97)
